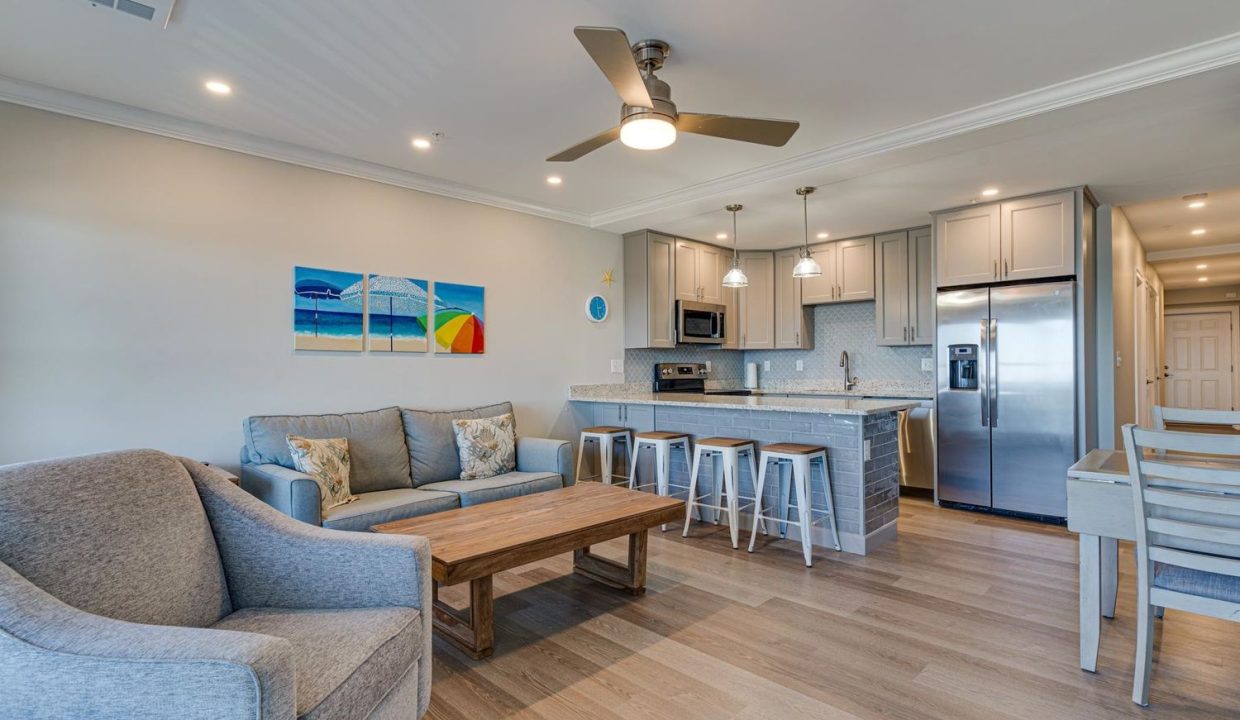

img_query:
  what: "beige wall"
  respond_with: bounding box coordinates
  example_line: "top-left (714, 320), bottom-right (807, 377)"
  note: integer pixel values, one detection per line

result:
top-left (0, 103), bottom-right (624, 467)
top-left (1166, 284), bottom-right (1240, 306)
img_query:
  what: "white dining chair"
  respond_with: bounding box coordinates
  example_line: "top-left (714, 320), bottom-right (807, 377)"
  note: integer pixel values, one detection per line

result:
top-left (1120, 423), bottom-right (1240, 707)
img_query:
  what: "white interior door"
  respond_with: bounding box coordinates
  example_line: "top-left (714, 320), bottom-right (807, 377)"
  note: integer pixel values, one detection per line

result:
top-left (1165, 312), bottom-right (1234, 410)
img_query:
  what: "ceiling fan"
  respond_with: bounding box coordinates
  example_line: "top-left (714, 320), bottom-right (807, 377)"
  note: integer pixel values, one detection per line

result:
top-left (547, 26), bottom-right (800, 162)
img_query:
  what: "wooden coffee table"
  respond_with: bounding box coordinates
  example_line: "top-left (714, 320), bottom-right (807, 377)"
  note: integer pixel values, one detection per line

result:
top-left (372, 482), bottom-right (684, 659)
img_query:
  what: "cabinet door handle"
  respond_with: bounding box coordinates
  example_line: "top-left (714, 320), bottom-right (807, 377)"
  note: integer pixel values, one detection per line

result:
top-left (911, 325), bottom-right (916, 340)
top-left (1004, 260), bottom-right (1009, 277)
top-left (903, 327), bottom-right (908, 342)
top-left (993, 260), bottom-right (998, 279)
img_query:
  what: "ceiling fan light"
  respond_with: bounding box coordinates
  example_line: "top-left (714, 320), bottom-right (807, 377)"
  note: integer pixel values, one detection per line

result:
top-left (722, 261), bottom-right (749, 288)
top-left (792, 252), bottom-right (822, 279)
top-left (620, 115), bottom-right (677, 150)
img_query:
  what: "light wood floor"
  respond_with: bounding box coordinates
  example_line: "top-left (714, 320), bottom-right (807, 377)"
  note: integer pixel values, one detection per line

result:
top-left (426, 497), bottom-right (1240, 719)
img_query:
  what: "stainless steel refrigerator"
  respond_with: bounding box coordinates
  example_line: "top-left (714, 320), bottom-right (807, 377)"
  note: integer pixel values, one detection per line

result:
top-left (936, 281), bottom-right (1075, 518)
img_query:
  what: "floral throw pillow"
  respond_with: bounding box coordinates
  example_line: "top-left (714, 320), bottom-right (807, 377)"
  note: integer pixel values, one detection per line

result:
top-left (452, 413), bottom-right (517, 481)
top-left (286, 435), bottom-right (358, 513)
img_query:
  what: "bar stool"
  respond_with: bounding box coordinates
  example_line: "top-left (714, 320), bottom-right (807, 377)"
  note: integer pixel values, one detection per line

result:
top-left (574, 426), bottom-right (633, 485)
top-left (748, 443), bottom-right (841, 566)
top-left (629, 431), bottom-right (691, 531)
top-left (682, 437), bottom-right (760, 549)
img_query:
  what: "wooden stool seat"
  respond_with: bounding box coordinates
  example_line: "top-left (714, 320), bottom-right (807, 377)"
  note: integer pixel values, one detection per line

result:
top-left (696, 437), bottom-right (752, 448)
top-left (581, 426), bottom-right (629, 434)
top-left (761, 442), bottom-right (824, 455)
top-left (636, 431), bottom-right (689, 441)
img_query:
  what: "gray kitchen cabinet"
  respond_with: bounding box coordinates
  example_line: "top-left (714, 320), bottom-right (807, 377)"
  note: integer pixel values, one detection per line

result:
top-left (593, 403), bottom-right (655, 433)
top-left (775, 249), bottom-right (814, 349)
top-left (738, 251), bottom-right (775, 350)
top-left (935, 189), bottom-right (1076, 288)
top-left (935, 203), bottom-right (1000, 287)
top-left (721, 285), bottom-right (740, 349)
top-left (799, 236), bottom-right (874, 305)
top-left (875, 226), bottom-right (933, 346)
top-left (623, 230), bottom-right (676, 348)
top-left (910, 226), bottom-right (934, 344)
top-left (1001, 190), bottom-right (1075, 281)
top-left (674, 239), bottom-right (726, 305)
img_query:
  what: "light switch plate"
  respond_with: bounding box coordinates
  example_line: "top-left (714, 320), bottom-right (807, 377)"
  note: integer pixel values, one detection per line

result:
top-left (763, 360), bottom-right (771, 372)
top-left (863, 439), bottom-right (872, 461)
top-left (610, 359), bottom-right (623, 374)
top-left (795, 359), bottom-right (804, 372)
top-left (705, 360), bottom-right (712, 373)
top-left (921, 358), bottom-right (934, 372)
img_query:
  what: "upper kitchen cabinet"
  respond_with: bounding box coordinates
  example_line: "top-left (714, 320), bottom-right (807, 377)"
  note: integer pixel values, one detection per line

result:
top-left (737, 251), bottom-right (775, 350)
top-left (935, 189), bottom-right (1077, 288)
top-left (875, 227), bottom-right (933, 346)
top-left (775, 249), bottom-right (814, 349)
top-left (623, 230), bottom-right (676, 349)
top-left (800, 236), bottom-right (875, 305)
top-left (935, 204), bottom-right (1000, 287)
top-left (674, 239), bottom-right (726, 305)
top-left (1001, 190), bottom-right (1075, 281)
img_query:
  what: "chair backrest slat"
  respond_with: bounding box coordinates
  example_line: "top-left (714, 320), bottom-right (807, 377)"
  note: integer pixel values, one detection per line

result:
top-left (1145, 486), bottom-right (1240, 516)
top-left (1153, 405), bottom-right (1240, 430)
top-left (1149, 546), bottom-right (1240, 578)
top-left (1131, 425), bottom-right (1240, 457)
top-left (1146, 517), bottom-right (1240, 548)
top-left (1139, 459), bottom-right (1240, 486)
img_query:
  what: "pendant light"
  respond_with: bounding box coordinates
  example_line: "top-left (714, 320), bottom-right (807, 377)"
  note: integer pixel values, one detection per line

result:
top-left (792, 186), bottom-right (822, 278)
top-left (721, 204), bottom-right (749, 288)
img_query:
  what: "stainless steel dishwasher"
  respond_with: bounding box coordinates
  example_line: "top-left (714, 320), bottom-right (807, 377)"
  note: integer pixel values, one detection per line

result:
top-left (898, 400), bottom-right (935, 490)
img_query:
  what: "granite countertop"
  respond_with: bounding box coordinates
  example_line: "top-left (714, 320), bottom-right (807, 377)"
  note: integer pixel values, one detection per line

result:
top-left (568, 389), bottom-right (920, 416)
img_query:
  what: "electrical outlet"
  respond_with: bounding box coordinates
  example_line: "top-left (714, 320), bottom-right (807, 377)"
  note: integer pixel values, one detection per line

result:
top-left (704, 360), bottom-right (712, 373)
top-left (921, 358), bottom-right (934, 372)
top-left (610, 359), bottom-right (623, 374)
top-left (1115, 352), bottom-right (1122, 368)
top-left (763, 360), bottom-right (771, 372)
top-left (863, 439), bottom-right (872, 461)
top-left (795, 359), bottom-right (804, 372)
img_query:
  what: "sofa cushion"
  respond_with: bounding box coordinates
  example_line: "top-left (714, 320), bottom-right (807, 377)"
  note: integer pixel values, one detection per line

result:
top-left (211, 606), bottom-right (421, 720)
top-left (420, 471), bottom-right (563, 507)
top-left (244, 407), bottom-right (411, 494)
top-left (0, 449), bottom-right (230, 628)
top-left (1154, 561), bottom-right (1240, 603)
top-left (321, 488), bottom-right (459, 532)
top-left (287, 435), bottom-right (358, 513)
top-left (401, 402), bottom-right (513, 486)
top-left (452, 413), bottom-right (517, 480)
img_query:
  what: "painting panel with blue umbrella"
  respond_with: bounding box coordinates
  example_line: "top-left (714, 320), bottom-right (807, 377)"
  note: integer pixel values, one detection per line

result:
top-left (349, 274), bottom-right (430, 353)
top-left (293, 266), bottom-right (365, 351)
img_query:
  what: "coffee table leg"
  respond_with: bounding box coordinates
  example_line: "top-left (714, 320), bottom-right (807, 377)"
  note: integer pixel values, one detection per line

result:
top-left (432, 576), bottom-right (494, 659)
top-left (572, 530), bottom-right (649, 596)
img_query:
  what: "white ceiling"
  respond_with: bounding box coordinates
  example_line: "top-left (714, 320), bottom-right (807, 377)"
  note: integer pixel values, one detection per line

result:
top-left (5, 2), bottom-right (1240, 247)
top-left (1126, 188), bottom-right (1240, 290)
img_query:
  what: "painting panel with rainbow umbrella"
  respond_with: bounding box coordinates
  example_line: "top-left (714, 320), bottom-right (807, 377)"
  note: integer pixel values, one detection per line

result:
top-left (433, 282), bottom-right (485, 354)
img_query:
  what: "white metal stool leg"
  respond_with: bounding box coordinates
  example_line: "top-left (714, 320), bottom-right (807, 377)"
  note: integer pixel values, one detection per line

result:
top-left (814, 452), bottom-right (841, 552)
top-left (748, 457), bottom-right (769, 552)
top-left (777, 460), bottom-right (792, 538)
top-left (721, 448), bottom-right (741, 549)
top-left (710, 454), bottom-right (724, 525)
top-left (655, 441), bottom-right (670, 530)
top-left (628, 442), bottom-right (641, 489)
top-left (791, 455), bottom-right (813, 566)
top-left (684, 445), bottom-right (705, 536)
top-left (746, 448), bottom-right (766, 535)
top-left (599, 434), bottom-right (614, 485)
top-left (574, 438), bottom-right (587, 485)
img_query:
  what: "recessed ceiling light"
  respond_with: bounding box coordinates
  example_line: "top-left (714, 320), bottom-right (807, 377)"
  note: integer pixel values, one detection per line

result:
top-left (716, 233), bottom-right (728, 240)
top-left (1196, 264), bottom-right (1209, 270)
top-left (546, 175), bottom-right (563, 186)
top-left (1184, 193), bottom-right (1208, 208)
top-left (981, 188), bottom-right (999, 197)
top-left (204, 80), bottom-right (232, 96)
top-left (411, 137), bottom-right (432, 150)
top-left (1191, 228), bottom-right (1206, 235)
top-left (1188, 201), bottom-right (1206, 209)
top-left (817, 232), bottom-right (829, 239)
top-left (1198, 277), bottom-right (1209, 282)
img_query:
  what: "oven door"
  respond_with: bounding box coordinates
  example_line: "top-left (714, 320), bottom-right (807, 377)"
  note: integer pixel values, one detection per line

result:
top-left (677, 301), bottom-right (725, 344)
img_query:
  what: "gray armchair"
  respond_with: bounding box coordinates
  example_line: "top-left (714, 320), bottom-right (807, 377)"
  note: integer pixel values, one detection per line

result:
top-left (0, 449), bottom-right (431, 720)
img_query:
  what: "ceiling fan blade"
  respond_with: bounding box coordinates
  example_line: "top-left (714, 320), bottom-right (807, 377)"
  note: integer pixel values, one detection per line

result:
top-left (546, 126), bottom-right (621, 162)
top-left (573, 26), bottom-right (653, 109)
top-left (676, 113), bottom-right (800, 147)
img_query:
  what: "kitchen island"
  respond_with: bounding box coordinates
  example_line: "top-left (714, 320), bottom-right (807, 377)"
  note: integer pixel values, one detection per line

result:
top-left (569, 386), bottom-right (920, 554)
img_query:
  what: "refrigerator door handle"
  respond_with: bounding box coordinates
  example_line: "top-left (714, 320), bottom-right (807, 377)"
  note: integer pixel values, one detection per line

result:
top-left (980, 318), bottom-right (990, 428)
top-left (989, 318), bottom-right (999, 428)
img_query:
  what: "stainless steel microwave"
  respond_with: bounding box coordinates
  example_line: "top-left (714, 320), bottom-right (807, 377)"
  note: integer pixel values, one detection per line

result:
top-left (676, 300), bottom-right (726, 344)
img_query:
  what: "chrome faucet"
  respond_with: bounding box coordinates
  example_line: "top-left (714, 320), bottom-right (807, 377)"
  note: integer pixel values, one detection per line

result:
top-left (840, 351), bottom-right (859, 391)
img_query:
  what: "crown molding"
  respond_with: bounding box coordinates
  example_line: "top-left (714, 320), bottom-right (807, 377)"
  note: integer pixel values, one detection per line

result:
top-left (0, 75), bottom-right (592, 227)
top-left (589, 31), bottom-right (1240, 228)
top-left (5, 30), bottom-right (1240, 232)
top-left (1148, 242), bottom-right (1240, 262)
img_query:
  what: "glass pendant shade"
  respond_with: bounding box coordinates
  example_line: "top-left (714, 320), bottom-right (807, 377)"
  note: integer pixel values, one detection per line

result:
top-left (722, 260), bottom-right (749, 288)
top-left (792, 250), bottom-right (822, 278)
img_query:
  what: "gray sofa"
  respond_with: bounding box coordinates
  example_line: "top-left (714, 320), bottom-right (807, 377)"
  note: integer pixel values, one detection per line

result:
top-left (0, 449), bottom-right (432, 720)
top-left (241, 402), bottom-right (574, 530)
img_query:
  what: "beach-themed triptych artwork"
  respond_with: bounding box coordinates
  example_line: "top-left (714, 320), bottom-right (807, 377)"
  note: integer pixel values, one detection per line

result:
top-left (292, 267), bottom-right (484, 354)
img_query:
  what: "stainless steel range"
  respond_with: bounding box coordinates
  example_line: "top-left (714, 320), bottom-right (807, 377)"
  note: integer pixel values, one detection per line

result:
top-left (652, 363), bottom-right (753, 395)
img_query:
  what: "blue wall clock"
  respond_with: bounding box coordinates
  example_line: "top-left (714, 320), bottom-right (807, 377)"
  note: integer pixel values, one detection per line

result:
top-left (585, 294), bottom-right (609, 323)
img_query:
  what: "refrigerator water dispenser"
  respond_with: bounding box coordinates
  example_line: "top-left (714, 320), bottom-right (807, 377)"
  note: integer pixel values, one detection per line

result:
top-left (947, 344), bottom-right (978, 390)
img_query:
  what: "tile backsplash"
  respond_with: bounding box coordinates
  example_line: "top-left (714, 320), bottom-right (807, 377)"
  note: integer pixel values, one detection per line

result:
top-left (624, 302), bottom-right (932, 387)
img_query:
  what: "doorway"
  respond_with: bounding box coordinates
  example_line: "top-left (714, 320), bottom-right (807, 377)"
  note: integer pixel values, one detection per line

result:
top-left (1163, 309), bottom-right (1237, 410)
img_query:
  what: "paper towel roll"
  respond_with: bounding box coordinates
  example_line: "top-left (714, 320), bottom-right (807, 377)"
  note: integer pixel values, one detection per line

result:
top-left (744, 362), bottom-right (758, 389)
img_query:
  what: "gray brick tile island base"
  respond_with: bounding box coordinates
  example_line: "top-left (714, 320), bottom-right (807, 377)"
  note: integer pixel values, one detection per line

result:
top-left (569, 392), bottom-right (912, 555)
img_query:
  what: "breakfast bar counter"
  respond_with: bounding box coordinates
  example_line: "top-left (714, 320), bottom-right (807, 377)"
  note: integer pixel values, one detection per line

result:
top-left (570, 385), bottom-right (914, 555)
